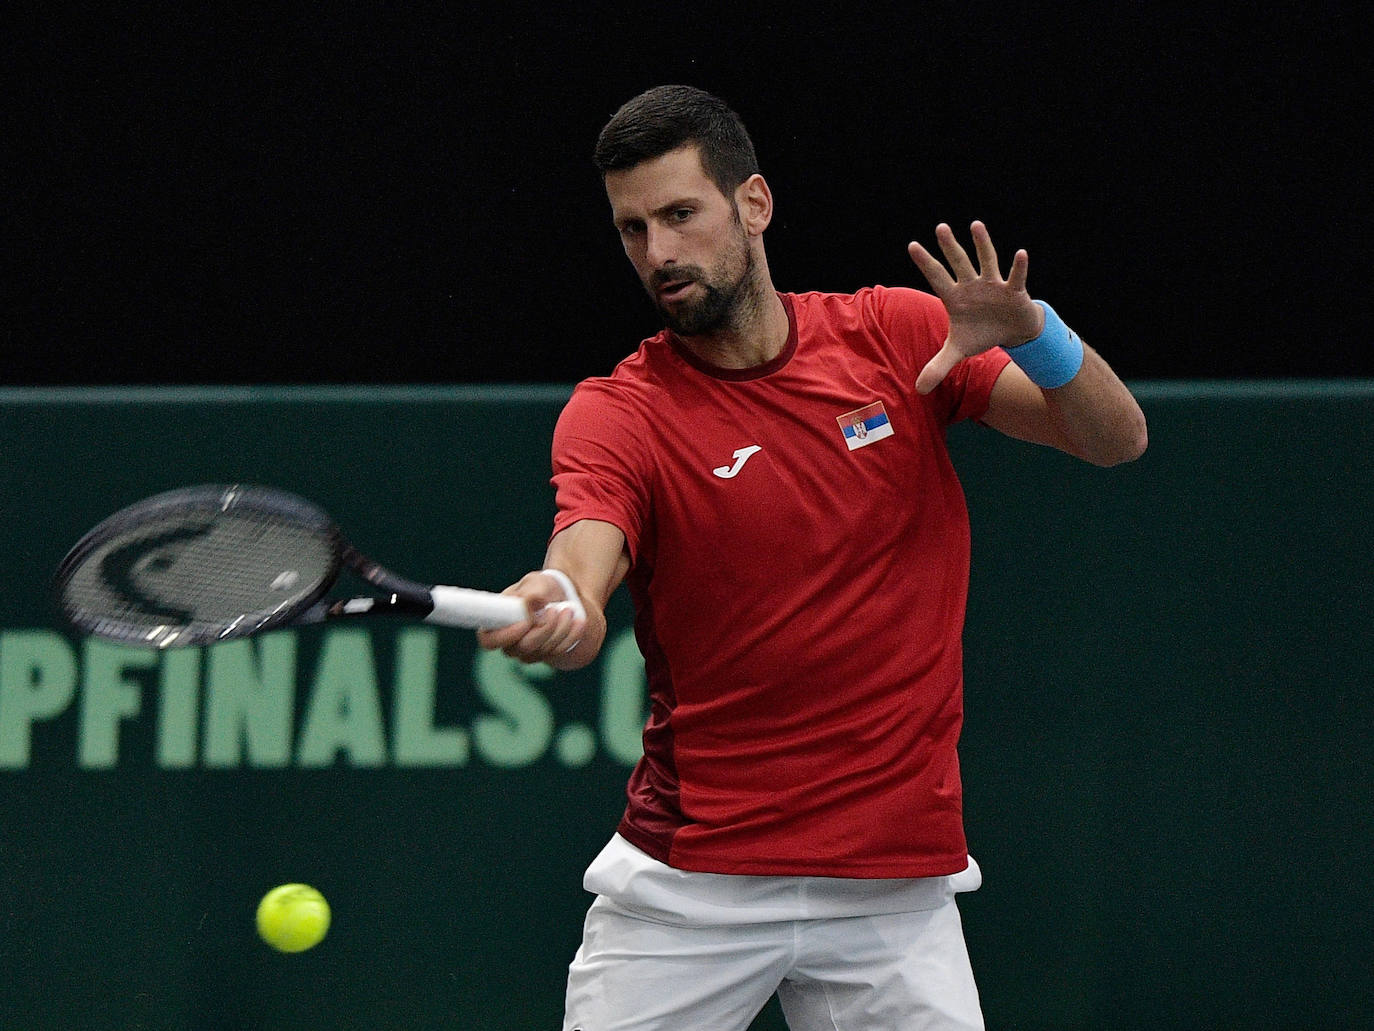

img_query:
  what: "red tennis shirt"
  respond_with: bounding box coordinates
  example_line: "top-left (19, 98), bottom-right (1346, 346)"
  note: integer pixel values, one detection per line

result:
top-left (551, 287), bottom-right (1011, 878)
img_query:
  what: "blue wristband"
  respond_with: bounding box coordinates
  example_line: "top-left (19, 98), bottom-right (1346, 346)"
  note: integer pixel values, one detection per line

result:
top-left (1005, 301), bottom-right (1084, 389)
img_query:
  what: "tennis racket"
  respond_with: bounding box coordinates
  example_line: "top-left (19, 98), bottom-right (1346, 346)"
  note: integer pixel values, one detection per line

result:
top-left (54, 484), bottom-right (532, 649)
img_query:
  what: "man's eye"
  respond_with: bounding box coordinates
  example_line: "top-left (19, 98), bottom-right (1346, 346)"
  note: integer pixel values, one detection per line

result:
top-left (671, 209), bottom-right (693, 222)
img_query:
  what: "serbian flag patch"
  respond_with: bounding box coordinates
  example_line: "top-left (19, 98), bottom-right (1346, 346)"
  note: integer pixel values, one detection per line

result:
top-left (837, 400), bottom-right (894, 451)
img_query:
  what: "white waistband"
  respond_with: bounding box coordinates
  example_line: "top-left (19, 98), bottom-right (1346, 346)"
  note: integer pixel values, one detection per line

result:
top-left (583, 834), bottom-right (981, 926)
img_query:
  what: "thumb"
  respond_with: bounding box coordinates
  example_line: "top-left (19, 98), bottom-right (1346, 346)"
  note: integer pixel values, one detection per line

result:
top-left (915, 341), bottom-right (962, 395)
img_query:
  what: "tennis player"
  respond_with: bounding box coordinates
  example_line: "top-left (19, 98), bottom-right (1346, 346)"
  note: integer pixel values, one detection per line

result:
top-left (479, 85), bottom-right (1146, 1031)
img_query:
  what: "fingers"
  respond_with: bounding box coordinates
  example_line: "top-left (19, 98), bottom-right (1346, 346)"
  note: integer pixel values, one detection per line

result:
top-left (516, 602), bottom-right (584, 661)
top-left (1006, 247), bottom-right (1029, 293)
top-left (909, 222), bottom-right (1037, 377)
top-left (475, 572), bottom-right (586, 663)
top-left (479, 601), bottom-right (584, 663)
top-left (915, 341), bottom-right (963, 395)
top-left (907, 239), bottom-right (955, 295)
top-left (912, 221), bottom-right (1025, 286)
top-left (907, 224), bottom-right (979, 293)
top-left (935, 222), bottom-right (978, 280)
top-left (969, 221), bottom-right (1002, 280)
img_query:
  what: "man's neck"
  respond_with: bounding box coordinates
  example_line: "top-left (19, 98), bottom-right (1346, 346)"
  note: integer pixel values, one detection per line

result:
top-left (675, 286), bottom-right (789, 371)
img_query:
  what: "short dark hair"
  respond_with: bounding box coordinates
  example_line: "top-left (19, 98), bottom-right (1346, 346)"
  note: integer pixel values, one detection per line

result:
top-left (593, 85), bottom-right (760, 198)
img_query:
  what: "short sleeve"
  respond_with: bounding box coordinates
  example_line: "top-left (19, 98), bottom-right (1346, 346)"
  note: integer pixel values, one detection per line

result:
top-left (549, 379), bottom-right (650, 563)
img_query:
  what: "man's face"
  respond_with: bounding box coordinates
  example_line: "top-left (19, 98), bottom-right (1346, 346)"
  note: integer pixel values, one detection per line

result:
top-left (604, 145), bottom-right (754, 336)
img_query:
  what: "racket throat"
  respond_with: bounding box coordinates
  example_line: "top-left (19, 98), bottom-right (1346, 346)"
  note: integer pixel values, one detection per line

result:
top-left (325, 594), bottom-right (434, 621)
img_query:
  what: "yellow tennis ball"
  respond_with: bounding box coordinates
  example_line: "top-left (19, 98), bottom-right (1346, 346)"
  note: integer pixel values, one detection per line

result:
top-left (256, 883), bottom-right (331, 953)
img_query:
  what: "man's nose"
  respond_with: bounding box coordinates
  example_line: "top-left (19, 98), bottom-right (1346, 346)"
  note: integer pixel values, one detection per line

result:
top-left (645, 223), bottom-right (675, 269)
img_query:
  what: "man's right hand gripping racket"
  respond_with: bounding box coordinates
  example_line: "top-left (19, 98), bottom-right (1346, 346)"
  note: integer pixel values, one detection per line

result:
top-left (54, 484), bottom-right (546, 649)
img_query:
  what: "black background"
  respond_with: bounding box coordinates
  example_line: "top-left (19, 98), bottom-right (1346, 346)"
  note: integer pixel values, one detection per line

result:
top-left (7, 1), bottom-right (1367, 386)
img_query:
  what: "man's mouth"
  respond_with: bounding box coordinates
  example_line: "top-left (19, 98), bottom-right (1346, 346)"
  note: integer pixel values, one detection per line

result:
top-left (656, 278), bottom-right (696, 302)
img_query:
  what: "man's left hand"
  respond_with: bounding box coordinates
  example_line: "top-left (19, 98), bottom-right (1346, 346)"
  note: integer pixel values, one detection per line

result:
top-left (908, 221), bottom-right (1044, 394)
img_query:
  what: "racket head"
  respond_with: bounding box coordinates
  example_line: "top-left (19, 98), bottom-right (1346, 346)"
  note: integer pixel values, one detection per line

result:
top-left (55, 484), bottom-right (344, 648)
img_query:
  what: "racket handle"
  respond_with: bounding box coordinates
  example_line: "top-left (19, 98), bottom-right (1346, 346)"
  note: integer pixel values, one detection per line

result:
top-left (427, 586), bottom-right (528, 629)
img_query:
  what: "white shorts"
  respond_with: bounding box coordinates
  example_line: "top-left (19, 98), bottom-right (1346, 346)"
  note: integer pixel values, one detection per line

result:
top-left (563, 835), bottom-right (984, 1031)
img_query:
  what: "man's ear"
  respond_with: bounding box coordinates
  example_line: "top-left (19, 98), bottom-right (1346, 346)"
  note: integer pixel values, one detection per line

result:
top-left (735, 173), bottom-right (773, 237)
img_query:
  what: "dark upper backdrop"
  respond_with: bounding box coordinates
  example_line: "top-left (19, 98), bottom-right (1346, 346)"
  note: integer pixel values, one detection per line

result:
top-left (7, 2), bottom-right (1367, 387)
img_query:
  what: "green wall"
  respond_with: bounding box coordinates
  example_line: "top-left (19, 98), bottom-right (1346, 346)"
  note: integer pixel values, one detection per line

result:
top-left (1, 383), bottom-right (1370, 1029)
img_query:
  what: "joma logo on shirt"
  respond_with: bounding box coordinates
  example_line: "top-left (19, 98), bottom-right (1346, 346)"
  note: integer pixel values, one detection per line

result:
top-left (712, 445), bottom-right (762, 479)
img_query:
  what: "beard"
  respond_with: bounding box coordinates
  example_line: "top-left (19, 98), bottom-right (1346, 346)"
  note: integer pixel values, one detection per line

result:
top-left (646, 220), bottom-right (757, 337)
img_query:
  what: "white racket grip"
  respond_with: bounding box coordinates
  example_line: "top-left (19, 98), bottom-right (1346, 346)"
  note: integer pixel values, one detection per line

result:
top-left (540, 568), bottom-right (586, 622)
top-left (426, 585), bottom-right (528, 629)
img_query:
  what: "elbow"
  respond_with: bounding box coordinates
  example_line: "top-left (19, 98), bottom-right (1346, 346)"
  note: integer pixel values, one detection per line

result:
top-left (1131, 422), bottom-right (1149, 461)
top-left (1089, 413), bottom-right (1148, 467)
top-left (1122, 410), bottom-right (1150, 463)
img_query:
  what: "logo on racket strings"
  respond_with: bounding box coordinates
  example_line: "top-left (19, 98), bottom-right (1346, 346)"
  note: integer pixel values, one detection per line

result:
top-left (98, 523), bottom-right (214, 622)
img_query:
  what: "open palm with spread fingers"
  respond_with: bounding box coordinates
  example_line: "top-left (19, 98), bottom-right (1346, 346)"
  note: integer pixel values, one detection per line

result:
top-left (908, 221), bottom-right (1046, 394)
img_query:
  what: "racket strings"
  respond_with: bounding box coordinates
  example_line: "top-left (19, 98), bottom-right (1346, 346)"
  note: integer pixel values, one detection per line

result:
top-left (61, 511), bottom-right (336, 637)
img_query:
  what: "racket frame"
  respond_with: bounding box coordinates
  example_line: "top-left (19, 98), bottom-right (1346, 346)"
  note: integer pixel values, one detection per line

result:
top-left (54, 484), bottom-right (526, 648)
